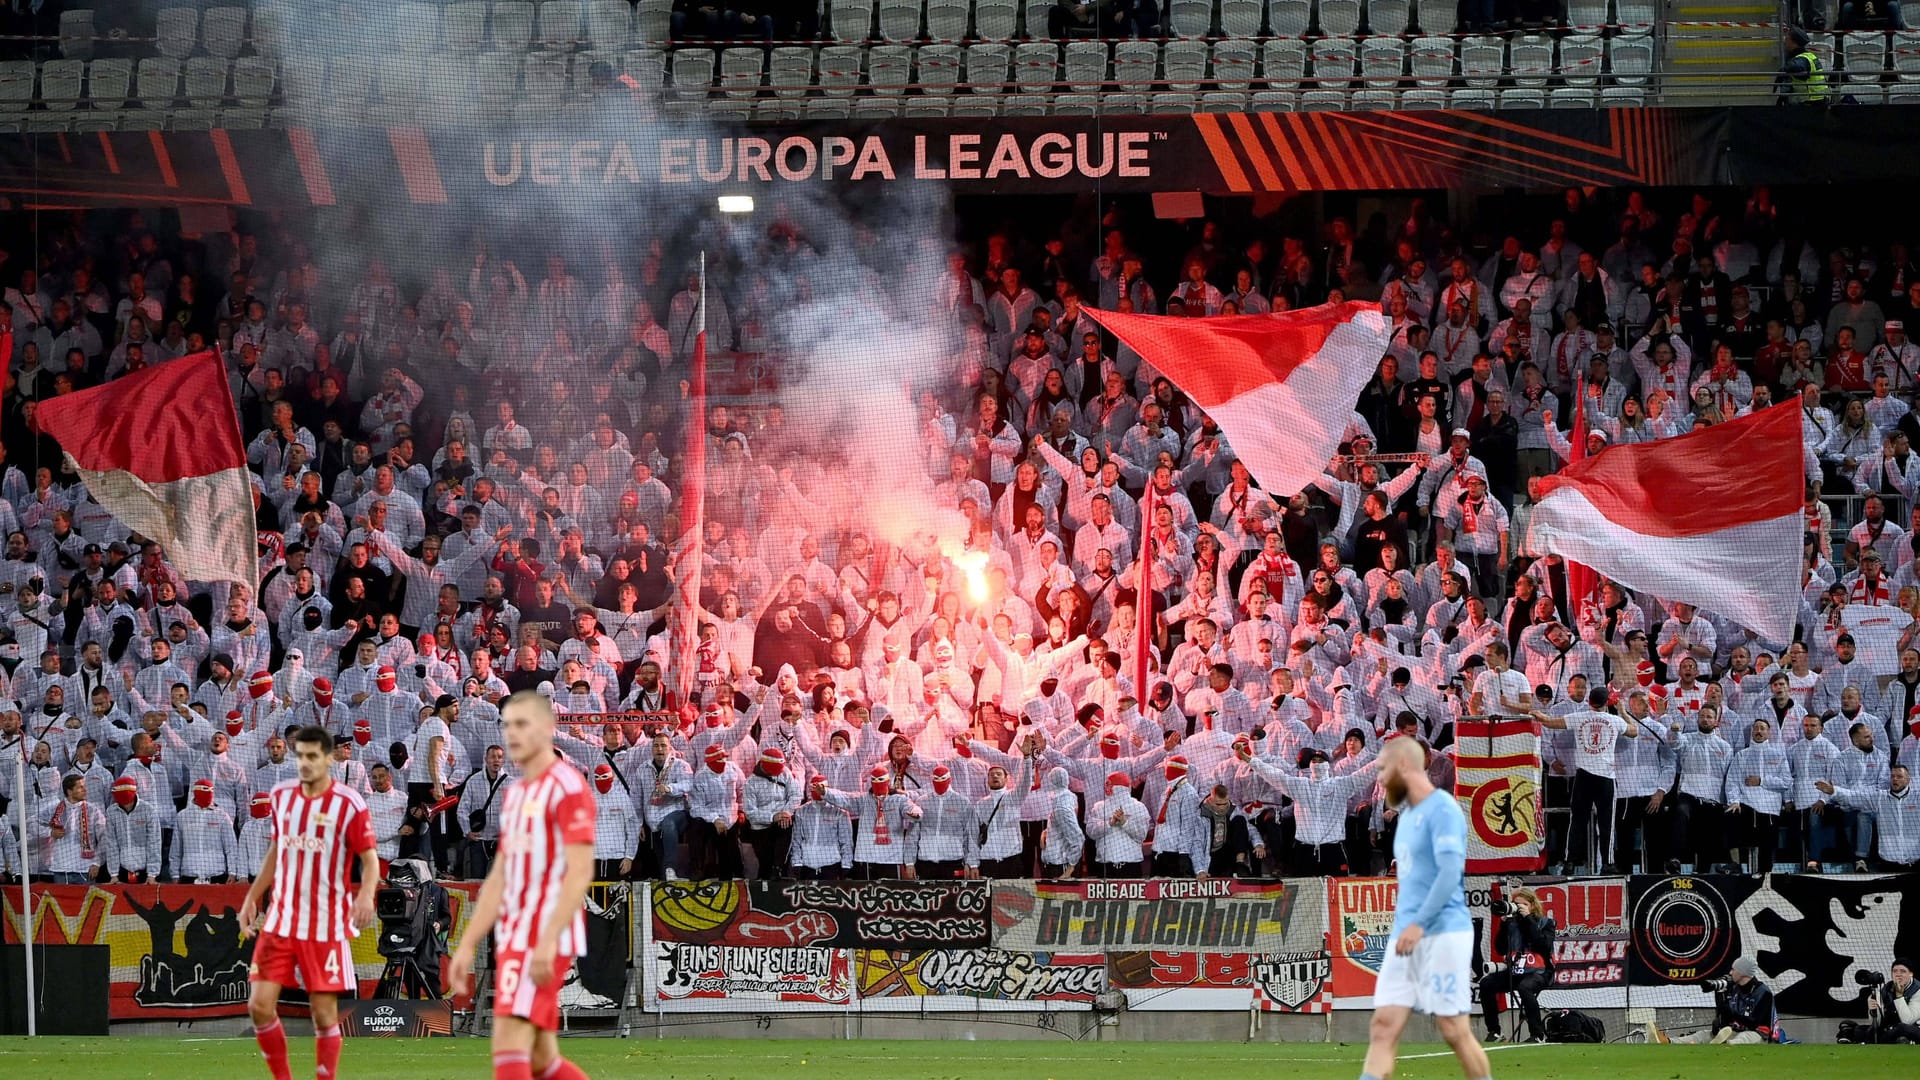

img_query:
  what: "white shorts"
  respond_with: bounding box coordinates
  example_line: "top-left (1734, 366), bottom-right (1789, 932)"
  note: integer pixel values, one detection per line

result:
top-left (1373, 929), bottom-right (1474, 1016)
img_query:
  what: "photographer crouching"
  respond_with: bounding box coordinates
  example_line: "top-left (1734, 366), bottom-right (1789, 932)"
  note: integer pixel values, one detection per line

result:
top-left (1661, 957), bottom-right (1779, 1044)
top-left (1481, 888), bottom-right (1556, 1043)
top-left (1867, 959), bottom-right (1920, 1043)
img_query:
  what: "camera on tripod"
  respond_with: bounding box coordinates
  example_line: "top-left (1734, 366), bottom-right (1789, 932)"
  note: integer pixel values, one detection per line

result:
top-left (376, 859), bottom-right (434, 960)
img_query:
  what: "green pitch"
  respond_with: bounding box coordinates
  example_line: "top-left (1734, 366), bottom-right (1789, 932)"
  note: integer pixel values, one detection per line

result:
top-left (0, 1037), bottom-right (1906, 1080)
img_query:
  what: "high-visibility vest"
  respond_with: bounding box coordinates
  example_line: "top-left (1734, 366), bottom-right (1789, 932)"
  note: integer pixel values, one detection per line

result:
top-left (1790, 50), bottom-right (1831, 104)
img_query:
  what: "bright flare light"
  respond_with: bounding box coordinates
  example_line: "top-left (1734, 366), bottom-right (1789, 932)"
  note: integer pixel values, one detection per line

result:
top-left (954, 551), bottom-right (990, 604)
top-left (717, 195), bottom-right (755, 214)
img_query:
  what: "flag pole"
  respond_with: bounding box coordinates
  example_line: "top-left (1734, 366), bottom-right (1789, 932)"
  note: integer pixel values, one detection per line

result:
top-left (15, 749), bottom-right (32, 1036)
top-left (1133, 484), bottom-right (1158, 705)
top-left (673, 255), bottom-right (709, 709)
top-left (1563, 375), bottom-right (1599, 629)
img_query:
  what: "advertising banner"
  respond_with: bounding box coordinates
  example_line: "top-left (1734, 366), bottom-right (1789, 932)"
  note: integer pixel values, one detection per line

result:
top-left (990, 878), bottom-right (1326, 954)
top-left (650, 879), bottom-right (991, 950)
top-left (1328, 876), bottom-right (1398, 1002)
top-left (337, 999), bottom-right (454, 1037)
top-left (856, 948), bottom-right (1107, 1002)
top-left (1469, 876), bottom-right (1628, 989)
top-left (653, 943), bottom-right (853, 1004)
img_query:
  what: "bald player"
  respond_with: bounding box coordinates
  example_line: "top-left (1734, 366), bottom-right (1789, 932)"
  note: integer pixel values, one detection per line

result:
top-left (1361, 735), bottom-right (1492, 1080)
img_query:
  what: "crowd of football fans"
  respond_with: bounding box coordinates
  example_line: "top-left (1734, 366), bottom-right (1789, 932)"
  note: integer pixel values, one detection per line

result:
top-left (0, 186), bottom-right (1917, 887)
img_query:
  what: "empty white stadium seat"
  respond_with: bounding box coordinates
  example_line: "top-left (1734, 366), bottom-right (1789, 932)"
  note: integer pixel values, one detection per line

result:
top-left (588, 0), bottom-right (633, 48)
top-left (1565, 0), bottom-right (1609, 28)
top-left (951, 99), bottom-right (997, 116)
top-left (1842, 31), bottom-right (1890, 82)
top-left (974, 0), bottom-right (1017, 40)
top-left (203, 7), bottom-right (250, 59)
top-left (918, 43), bottom-right (963, 93)
top-left (1168, 0), bottom-right (1213, 38)
top-left (1003, 94), bottom-right (1049, 115)
top-left (1200, 91), bottom-right (1248, 111)
top-left (492, 1), bottom-right (537, 51)
top-left (1013, 41), bottom-right (1058, 93)
top-left (1268, 0), bottom-right (1312, 36)
top-left (1459, 35), bottom-right (1504, 87)
top-left (622, 48), bottom-right (666, 88)
top-left (1613, 0), bottom-right (1654, 27)
top-left (86, 57), bottom-right (130, 110)
top-left (1149, 92), bottom-right (1198, 113)
top-left (965, 42), bottom-right (1011, 94)
top-left (1299, 88), bottom-right (1345, 109)
top-left (1312, 36), bottom-right (1358, 87)
top-left (1508, 34), bottom-right (1553, 87)
top-left (1250, 89), bottom-right (1297, 111)
top-left (768, 46), bottom-right (812, 98)
top-left (1220, 0), bottom-right (1264, 37)
top-left (1560, 33), bottom-right (1603, 87)
top-left (1608, 33), bottom-right (1652, 86)
top-left (669, 48), bottom-right (715, 97)
top-left (806, 98), bottom-right (851, 118)
top-left (521, 51), bottom-right (568, 102)
top-left (1261, 37), bottom-right (1307, 83)
top-left (537, 1), bottom-right (585, 47)
top-left (1101, 92), bottom-right (1146, 112)
top-left (1350, 88), bottom-right (1395, 109)
top-left (816, 44), bottom-right (863, 95)
top-left (1894, 30), bottom-right (1920, 80)
top-left (868, 43), bottom-right (912, 94)
top-left (1550, 87), bottom-right (1596, 107)
top-left (58, 9), bottom-right (93, 60)
top-left (1064, 40), bottom-right (1108, 91)
top-left (1113, 40), bottom-right (1158, 90)
top-left (1360, 36), bottom-right (1404, 88)
top-left (1319, 0), bottom-right (1362, 36)
top-left (0, 61), bottom-right (31, 112)
top-left (877, 0), bottom-right (922, 41)
top-left (154, 8), bottom-right (198, 60)
top-left (1366, 0), bottom-right (1409, 36)
top-left (444, 3), bottom-right (489, 53)
top-left (1052, 94), bottom-right (1097, 114)
top-left (924, 0), bottom-right (968, 39)
top-left (634, 1), bottom-right (670, 41)
top-left (905, 97), bottom-right (953, 115)
top-left (134, 57), bottom-right (181, 109)
top-left (1402, 87), bottom-right (1447, 107)
top-left (1500, 87), bottom-right (1546, 107)
top-left (1450, 87), bottom-right (1495, 108)
top-left (718, 47), bottom-right (765, 98)
top-left (1409, 35), bottom-right (1454, 87)
top-left (1162, 39), bottom-right (1207, 91)
top-left (183, 57), bottom-right (230, 108)
top-left (1213, 40), bottom-right (1256, 90)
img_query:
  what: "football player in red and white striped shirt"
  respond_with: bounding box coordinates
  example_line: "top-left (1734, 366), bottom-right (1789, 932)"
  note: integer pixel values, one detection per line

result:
top-left (237, 726), bottom-right (378, 1080)
top-left (451, 690), bottom-right (597, 1080)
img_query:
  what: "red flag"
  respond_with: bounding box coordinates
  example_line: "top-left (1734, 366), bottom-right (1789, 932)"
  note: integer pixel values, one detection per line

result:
top-left (35, 351), bottom-right (254, 591)
top-left (1524, 405), bottom-right (1802, 640)
top-left (1083, 301), bottom-right (1388, 497)
top-left (670, 267), bottom-right (708, 706)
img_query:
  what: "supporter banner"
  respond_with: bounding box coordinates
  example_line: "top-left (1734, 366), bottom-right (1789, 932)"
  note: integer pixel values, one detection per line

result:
top-left (1454, 719), bottom-right (1546, 874)
top-left (1328, 876), bottom-right (1398, 1001)
top-left (653, 943), bottom-right (853, 1004)
top-left (650, 879), bottom-right (991, 950)
top-left (856, 948), bottom-right (1107, 1002)
top-left (0, 109), bottom-right (1785, 205)
top-left (1627, 873), bottom-right (1920, 1017)
top-left (570, 883), bottom-right (636, 1012)
top-left (990, 878), bottom-right (1327, 954)
top-left (1467, 876), bottom-right (1628, 988)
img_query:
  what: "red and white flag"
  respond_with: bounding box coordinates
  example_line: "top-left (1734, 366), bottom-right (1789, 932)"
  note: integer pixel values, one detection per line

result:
top-left (1084, 300), bottom-right (1389, 498)
top-left (1523, 403), bottom-right (1802, 641)
top-left (669, 258), bottom-right (707, 707)
top-left (35, 350), bottom-right (255, 592)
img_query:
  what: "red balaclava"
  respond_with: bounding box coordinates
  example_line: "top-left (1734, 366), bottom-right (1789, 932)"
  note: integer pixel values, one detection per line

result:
top-left (759, 747), bottom-right (785, 777)
top-left (250, 792), bottom-right (272, 819)
top-left (808, 775), bottom-right (827, 801)
top-left (868, 765), bottom-right (892, 797)
top-left (112, 778), bottom-right (138, 809)
top-left (931, 765), bottom-right (953, 795)
top-left (312, 677), bottom-right (334, 708)
top-left (951, 734), bottom-right (973, 758)
top-left (191, 779), bottom-right (215, 809)
top-left (1232, 735), bottom-right (1253, 760)
top-left (705, 704), bottom-right (728, 729)
top-left (1165, 755), bottom-right (1190, 782)
top-left (1106, 771), bottom-right (1131, 796)
top-left (593, 762), bottom-right (615, 794)
top-left (376, 666), bottom-right (398, 693)
top-left (704, 745), bottom-right (729, 774)
top-left (249, 671), bottom-right (275, 699)
top-left (225, 710), bottom-right (245, 736)
top-left (1099, 732), bottom-right (1123, 760)
top-left (1635, 660), bottom-right (1655, 688)
top-left (353, 717), bottom-right (373, 746)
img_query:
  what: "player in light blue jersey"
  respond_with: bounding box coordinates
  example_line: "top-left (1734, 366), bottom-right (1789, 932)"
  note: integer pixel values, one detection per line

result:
top-left (1360, 736), bottom-right (1492, 1080)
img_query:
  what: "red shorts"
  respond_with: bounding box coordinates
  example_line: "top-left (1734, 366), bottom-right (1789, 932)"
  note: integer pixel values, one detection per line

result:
top-left (494, 950), bottom-right (575, 1032)
top-left (251, 931), bottom-right (357, 995)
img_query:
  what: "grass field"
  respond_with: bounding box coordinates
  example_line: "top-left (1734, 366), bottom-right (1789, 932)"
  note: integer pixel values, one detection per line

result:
top-left (0, 1037), bottom-right (1907, 1080)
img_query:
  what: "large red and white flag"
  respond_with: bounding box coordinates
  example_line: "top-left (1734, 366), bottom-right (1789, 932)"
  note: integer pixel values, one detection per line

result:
top-left (1454, 717), bottom-right (1545, 874)
top-left (35, 350), bottom-right (255, 592)
top-left (1084, 300), bottom-right (1389, 498)
top-left (1523, 403), bottom-right (1802, 641)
